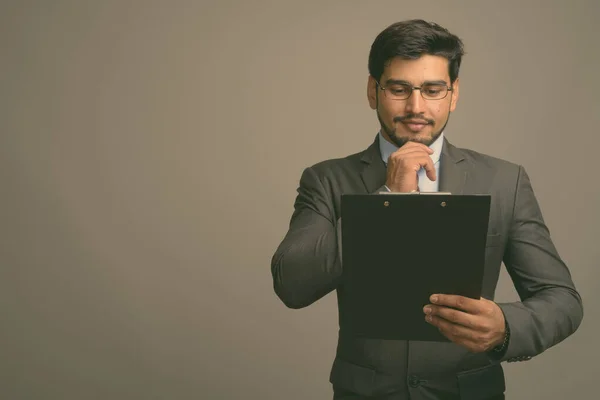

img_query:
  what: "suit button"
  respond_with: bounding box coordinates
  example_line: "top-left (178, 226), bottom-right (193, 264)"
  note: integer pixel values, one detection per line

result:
top-left (408, 375), bottom-right (420, 388)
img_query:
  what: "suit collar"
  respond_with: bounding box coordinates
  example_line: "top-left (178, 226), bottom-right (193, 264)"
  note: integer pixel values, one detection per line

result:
top-left (439, 137), bottom-right (468, 194)
top-left (359, 135), bottom-right (470, 195)
top-left (359, 134), bottom-right (387, 193)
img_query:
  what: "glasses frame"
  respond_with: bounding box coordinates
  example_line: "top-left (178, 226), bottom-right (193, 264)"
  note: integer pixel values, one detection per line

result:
top-left (376, 80), bottom-right (454, 101)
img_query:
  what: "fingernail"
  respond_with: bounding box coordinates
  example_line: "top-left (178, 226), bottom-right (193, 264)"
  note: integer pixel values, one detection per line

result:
top-left (431, 295), bottom-right (438, 303)
top-left (424, 306), bottom-right (432, 314)
top-left (425, 315), bottom-right (433, 322)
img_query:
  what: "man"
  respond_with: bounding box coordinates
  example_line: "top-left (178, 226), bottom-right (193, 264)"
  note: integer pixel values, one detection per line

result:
top-left (271, 20), bottom-right (583, 400)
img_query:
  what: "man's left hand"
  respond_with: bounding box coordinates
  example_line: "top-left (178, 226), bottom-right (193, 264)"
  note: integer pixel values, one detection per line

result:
top-left (424, 294), bottom-right (506, 353)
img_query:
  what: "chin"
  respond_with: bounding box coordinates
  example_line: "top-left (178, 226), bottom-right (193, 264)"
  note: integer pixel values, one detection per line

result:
top-left (392, 130), bottom-right (436, 147)
top-left (408, 134), bottom-right (432, 143)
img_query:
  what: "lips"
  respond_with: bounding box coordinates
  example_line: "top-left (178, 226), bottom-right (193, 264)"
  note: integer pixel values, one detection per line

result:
top-left (401, 120), bottom-right (430, 132)
top-left (402, 119), bottom-right (430, 125)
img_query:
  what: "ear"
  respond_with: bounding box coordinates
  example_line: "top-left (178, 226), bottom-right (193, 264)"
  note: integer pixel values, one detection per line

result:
top-left (449, 77), bottom-right (460, 112)
top-left (367, 75), bottom-right (378, 110)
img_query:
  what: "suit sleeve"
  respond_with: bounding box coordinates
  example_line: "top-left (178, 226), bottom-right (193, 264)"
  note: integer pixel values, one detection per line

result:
top-left (496, 166), bottom-right (584, 361)
top-left (271, 166), bottom-right (385, 309)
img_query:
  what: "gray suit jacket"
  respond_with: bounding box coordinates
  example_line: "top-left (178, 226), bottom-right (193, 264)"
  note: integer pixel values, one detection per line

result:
top-left (271, 135), bottom-right (583, 399)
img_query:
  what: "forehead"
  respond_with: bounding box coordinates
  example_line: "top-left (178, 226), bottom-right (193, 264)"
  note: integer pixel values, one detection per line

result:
top-left (382, 54), bottom-right (450, 83)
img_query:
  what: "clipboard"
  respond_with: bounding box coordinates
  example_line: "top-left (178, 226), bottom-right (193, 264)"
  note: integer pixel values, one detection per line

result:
top-left (340, 193), bottom-right (491, 341)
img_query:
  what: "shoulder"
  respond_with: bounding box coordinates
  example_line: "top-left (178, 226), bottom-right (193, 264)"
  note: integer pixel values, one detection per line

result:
top-left (301, 147), bottom-right (368, 181)
top-left (310, 149), bottom-right (364, 172)
top-left (460, 146), bottom-right (519, 169)
top-left (454, 145), bottom-right (523, 180)
top-left (297, 135), bottom-right (380, 181)
top-left (292, 147), bottom-right (370, 196)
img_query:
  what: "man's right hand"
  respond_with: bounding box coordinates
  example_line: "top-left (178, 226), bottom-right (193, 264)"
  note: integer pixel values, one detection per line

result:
top-left (385, 142), bottom-right (436, 192)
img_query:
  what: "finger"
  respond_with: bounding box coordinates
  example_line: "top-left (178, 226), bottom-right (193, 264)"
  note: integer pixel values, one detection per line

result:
top-left (422, 156), bottom-right (436, 181)
top-left (426, 316), bottom-right (494, 353)
top-left (391, 147), bottom-right (433, 159)
top-left (430, 294), bottom-right (482, 314)
top-left (396, 154), bottom-right (435, 173)
top-left (425, 315), bottom-right (483, 342)
top-left (423, 305), bottom-right (486, 330)
top-left (397, 141), bottom-right (434, 154)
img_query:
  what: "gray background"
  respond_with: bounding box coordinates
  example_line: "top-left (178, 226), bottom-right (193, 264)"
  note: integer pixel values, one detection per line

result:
top-left (1, 1), bottom-right (598, 399)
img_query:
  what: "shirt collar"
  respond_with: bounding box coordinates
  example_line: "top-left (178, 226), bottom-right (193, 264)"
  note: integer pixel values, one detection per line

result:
top-left (378, 130), bottom-right (444, 165)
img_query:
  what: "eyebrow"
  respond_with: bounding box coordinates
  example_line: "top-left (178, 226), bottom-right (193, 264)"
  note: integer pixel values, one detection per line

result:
top-left (384, 79), bottom-right (449, 86)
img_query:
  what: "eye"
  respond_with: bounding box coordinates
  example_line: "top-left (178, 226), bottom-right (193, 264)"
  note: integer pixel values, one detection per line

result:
top-left (389, 86), bottom-right (410, 95)
top-left (422, 85), bottom-right (445, 96)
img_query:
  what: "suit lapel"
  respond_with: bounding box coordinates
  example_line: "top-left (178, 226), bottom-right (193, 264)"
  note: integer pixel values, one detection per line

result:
top-left (439, 138), bottom-right (469, 194)
top-left (359, 135), bottom-right (387, 193)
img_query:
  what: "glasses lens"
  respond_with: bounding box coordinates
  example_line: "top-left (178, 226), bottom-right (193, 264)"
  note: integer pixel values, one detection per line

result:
top-left (386, 84), bottom-right (412, 99)
top-left (421, 84), bottom-right (448, 99)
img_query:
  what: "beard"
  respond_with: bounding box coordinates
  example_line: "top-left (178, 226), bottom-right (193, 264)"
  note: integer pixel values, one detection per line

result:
top-left (377, 110), bottom-right (450, 148)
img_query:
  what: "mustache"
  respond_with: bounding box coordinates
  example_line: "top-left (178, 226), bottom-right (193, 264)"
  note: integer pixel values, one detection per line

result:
top-left (393, 114), bottom-right (435, 125)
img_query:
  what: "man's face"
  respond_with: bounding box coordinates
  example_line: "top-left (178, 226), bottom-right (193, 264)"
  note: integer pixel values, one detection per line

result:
top-left (367, 54), bottom-right (460, 147)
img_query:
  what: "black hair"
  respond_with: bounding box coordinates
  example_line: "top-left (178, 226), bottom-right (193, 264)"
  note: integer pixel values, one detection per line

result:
top-left (368, 19), bottom-right (465, 83)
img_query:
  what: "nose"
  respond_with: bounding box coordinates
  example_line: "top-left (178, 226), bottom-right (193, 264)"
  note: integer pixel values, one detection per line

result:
top-left (405, 89), bottom-right (426, 114)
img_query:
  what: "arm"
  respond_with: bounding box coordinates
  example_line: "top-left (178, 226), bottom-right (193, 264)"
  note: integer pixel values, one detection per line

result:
top-left (424, 166), bottom-right (583, 358)
top-left (271, 166), bottom-right (385, 309)
top-left (497, 166), bottom-right (584, 361)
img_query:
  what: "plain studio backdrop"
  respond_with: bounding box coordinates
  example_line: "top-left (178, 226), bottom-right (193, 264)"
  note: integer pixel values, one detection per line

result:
top-left (1, 1), bottom-right (598, 399)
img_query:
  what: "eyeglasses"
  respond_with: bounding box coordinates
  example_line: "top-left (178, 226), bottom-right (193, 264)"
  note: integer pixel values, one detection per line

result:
top-left (376, 81), bottom-right (453, 100)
